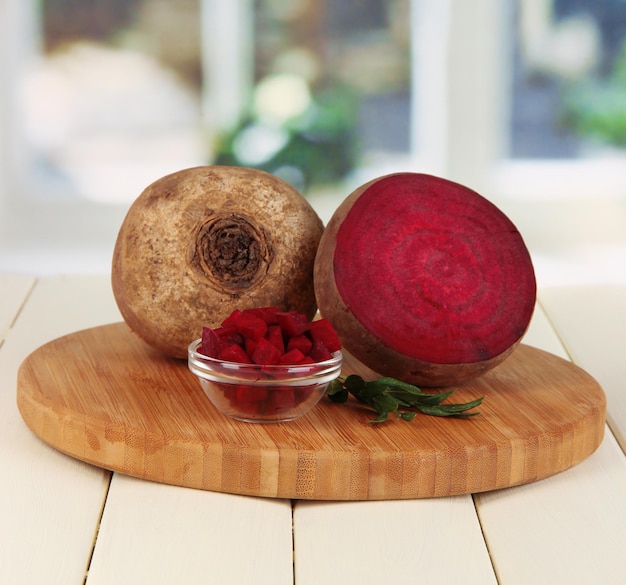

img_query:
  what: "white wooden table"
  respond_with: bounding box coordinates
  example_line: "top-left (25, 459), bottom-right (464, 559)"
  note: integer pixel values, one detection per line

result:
top-left (1, 273), bottom-right (625, 584)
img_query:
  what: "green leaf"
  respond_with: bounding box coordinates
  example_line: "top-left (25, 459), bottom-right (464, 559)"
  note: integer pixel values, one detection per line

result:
top-left (327, 379), bottom-right (345, 396)
top-left (375, 377), bottom-right (429, 395)
top-left (369, 411), bottom-right (390, 424)
top-left (359, 380), bottom-right (389, 400)
top-left (416, 400), bottom-right (483, 417)
top-left (440, 397), bottom-right (484, 412)
top-left (344, 374), bottom-right (366, 393)
top-left (327, 379), bottom-right (349, 403)
top-left (371, 393), bottom-right (400, 415)
top-left (328, 388), bottom-right (349, 403)
top-left (326, 373), bottom-right (484, 423)
top-left (392, 388), bottom-right (456, 406)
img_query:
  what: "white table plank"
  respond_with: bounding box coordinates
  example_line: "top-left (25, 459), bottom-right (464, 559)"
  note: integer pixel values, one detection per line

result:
top-left (2, 274), bottom-right (294, 585)
top-left (290, 302), bottom-right (593, 585)
top-left (87, 474), bottom-right (294, 585)
top-left (16, 275), bottom-right (298, 585)
top-left (0, 273), bottom-right (34, 345)
top-left (5, 275), bottom-right (625, 584)
top-left (0, 275), bottom-right (121, 584)
top-left (475, 289), bottom-right (626, 585)
top-left (538, 286), bottom-right (626, 452)
top-left (294, 497), bottom-right (498, 585)
top-left (476, 431), bottom-right (626, 585)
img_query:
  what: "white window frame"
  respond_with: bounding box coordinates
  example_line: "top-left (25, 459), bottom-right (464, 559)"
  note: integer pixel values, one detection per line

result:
top-left (410, 0), bottom-right (511, 192)
top-left (0, 0), bottom-right (130, 274)
top-left (1, 0), bottom-right (625, 274)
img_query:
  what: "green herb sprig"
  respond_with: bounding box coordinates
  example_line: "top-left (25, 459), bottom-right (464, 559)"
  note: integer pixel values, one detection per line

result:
top-left (327, 374), bottom-right (484, 423)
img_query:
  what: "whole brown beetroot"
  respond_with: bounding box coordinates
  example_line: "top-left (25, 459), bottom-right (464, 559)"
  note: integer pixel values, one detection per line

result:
top-left (112, 166), bottom-right (324, 358)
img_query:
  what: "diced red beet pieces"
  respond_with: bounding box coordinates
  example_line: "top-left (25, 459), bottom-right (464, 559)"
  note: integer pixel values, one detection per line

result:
top-left (267, 388), bottom-right (296, 411)
top-left (218, 344), bottom-right (252, 364)
top-left (286, 333), bottom-right (313, 356)
top-left (278, 348), bottom-right (306, 364)
top-left (218, 383), bottom-right (301, 417)
top-left (276, 311), bottom-right (310, 337)
top-left (200, 326), bottom-right (221, 358)
top-left (232, 312), bottom-right (267, 341)
top-left (197, 307), bottom-right (341, 367)
top-left (309, 338), bottom-right (333, 362)
top-left (251, 337), bottom-right (282, 365)
top-left (241, 306), bottom-right (280, 325)
top-left (226, 384), bottom-right (312, 416)
top-left (309, 318), bottom-right (342, 352)
top-left (245, 337), bottom-right (258, 357)
top-left (214, 326), bottom-right (244, 347)
top-left (267, 325), bottom-right (285, 353)
top-left (220, 309), bottom-right (242, 329)
top-left (236, 385), bottom-right (268, 403)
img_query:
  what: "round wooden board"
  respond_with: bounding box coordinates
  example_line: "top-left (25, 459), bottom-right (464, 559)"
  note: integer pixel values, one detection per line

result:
top-left (17, 322), bottom-right (606, 500)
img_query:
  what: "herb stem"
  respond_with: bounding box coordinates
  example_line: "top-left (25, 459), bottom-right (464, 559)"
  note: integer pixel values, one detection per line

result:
top-left (327, 375), bottom-right (484, 423)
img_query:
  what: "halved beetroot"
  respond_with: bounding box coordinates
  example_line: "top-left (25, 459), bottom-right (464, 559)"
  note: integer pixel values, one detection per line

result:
top-left (314, 173), bottom-right (537, 387)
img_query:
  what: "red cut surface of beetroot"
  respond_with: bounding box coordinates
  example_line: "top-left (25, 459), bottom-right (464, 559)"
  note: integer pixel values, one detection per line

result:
top-left (314, 173), bottom-right (537, 386)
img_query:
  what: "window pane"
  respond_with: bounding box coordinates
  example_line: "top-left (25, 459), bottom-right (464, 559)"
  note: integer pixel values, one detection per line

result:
top-left (22, 0), bottom-right (206, 203)
top-left (20, 0), bottom-right (411, 205)
top-left (213, 0), bottom-right (412, 192)
top-left (511, 0), bottom-right (626, 159)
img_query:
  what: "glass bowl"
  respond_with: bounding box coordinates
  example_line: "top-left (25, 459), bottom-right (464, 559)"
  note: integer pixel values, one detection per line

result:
top-left (188, 339), bottom-right (343, 423)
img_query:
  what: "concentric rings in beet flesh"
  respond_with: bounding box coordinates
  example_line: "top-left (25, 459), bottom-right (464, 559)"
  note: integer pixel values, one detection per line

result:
top-left (316, 173), bottom-right (537, 385)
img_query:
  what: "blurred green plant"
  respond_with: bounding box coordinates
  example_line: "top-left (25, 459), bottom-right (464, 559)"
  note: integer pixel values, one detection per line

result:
top-left (562, 37), bottom-right (626, 147)
top-left (213, 75), bottom-right (359, 192)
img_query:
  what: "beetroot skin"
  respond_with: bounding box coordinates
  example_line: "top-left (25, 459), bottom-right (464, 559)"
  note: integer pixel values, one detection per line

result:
top-left (111, 166), bottom-right (323, 358)
top-left (314, 172), bottom-right (537, 386)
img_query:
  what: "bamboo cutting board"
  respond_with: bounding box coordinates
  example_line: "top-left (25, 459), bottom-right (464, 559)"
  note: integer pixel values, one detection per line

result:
top-left (16, 322), bottom-right (605, 500)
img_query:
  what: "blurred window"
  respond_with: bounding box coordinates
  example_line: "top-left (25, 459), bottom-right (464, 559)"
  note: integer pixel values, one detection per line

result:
top-left (212, 0), bottom-right (412, 192)
top-left (13, 0), bottom-right (207, 204)
top-left (512, 0), bottom-right (626, 159)
top-left (2, 0), bottom-right (626, 210)
top-left (491, 0), bottom-right (626, 200)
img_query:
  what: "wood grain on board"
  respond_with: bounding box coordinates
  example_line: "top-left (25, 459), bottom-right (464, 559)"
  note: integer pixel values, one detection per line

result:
top-left (16, 322), bottom-right (606, 500)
